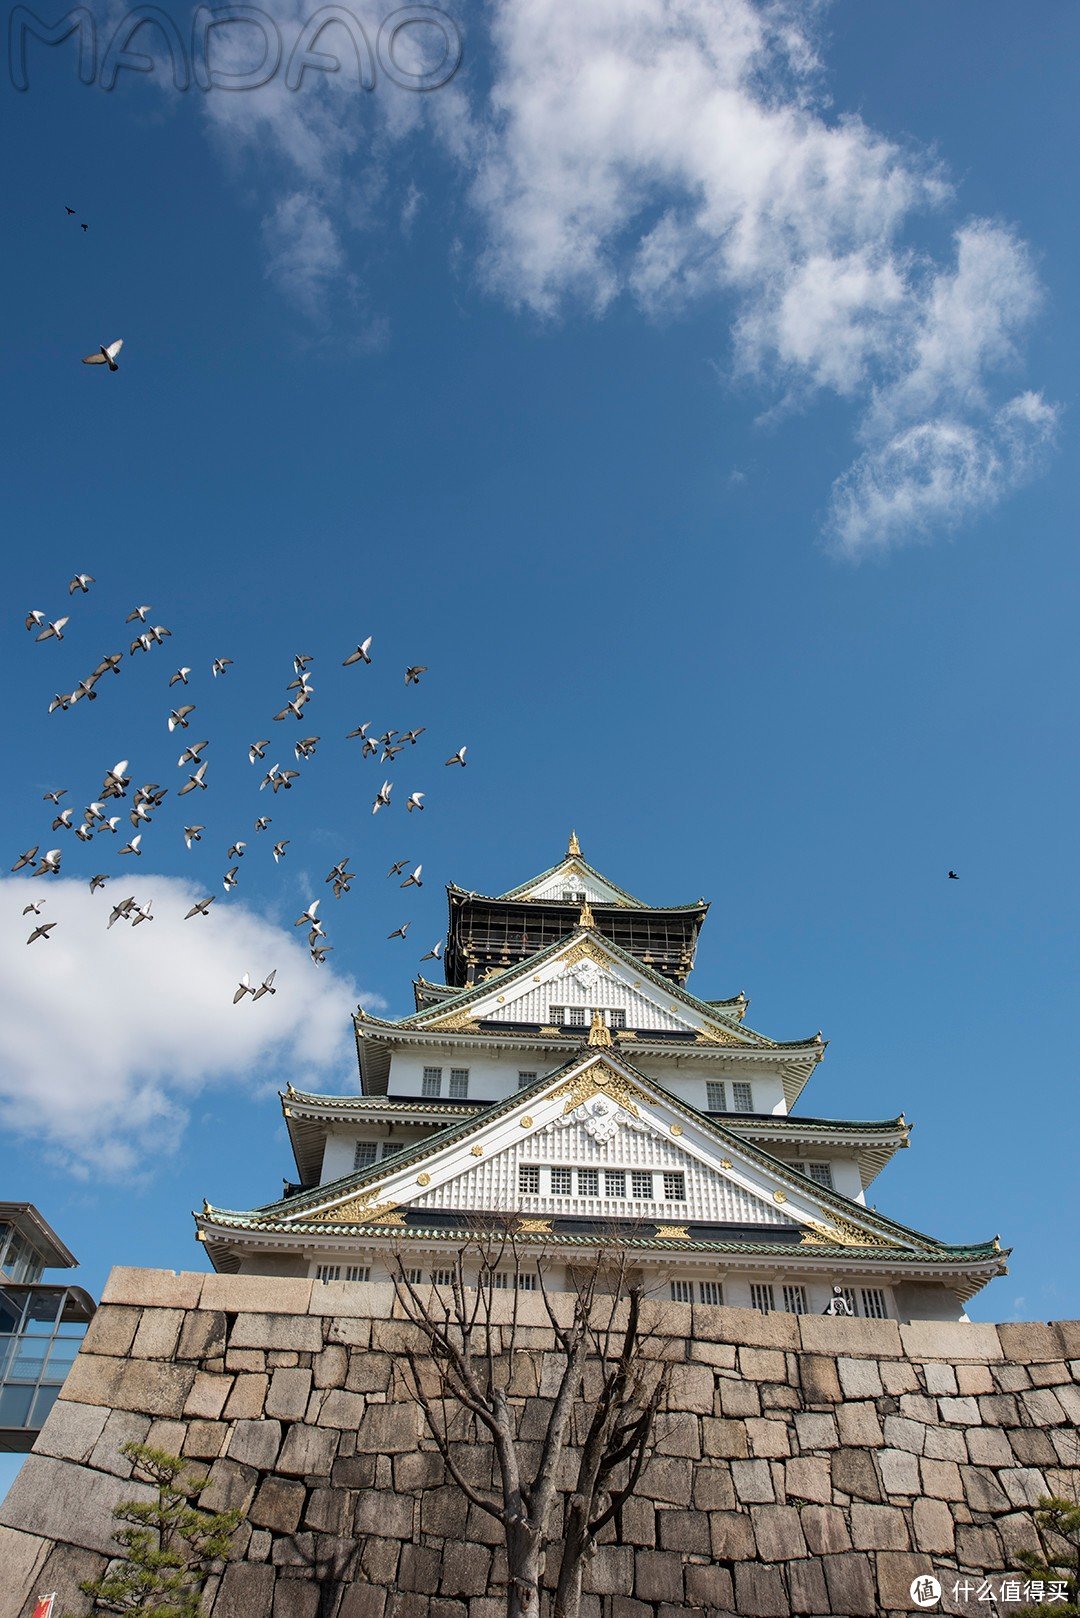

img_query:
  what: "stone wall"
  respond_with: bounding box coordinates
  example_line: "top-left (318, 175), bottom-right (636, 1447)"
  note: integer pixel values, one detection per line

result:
top-left (1, 1268), bottom-right (1078, 1618)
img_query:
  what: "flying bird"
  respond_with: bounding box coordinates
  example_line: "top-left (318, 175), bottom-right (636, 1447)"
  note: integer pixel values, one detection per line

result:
top-left (343, 637), bottom-right (373, 667)
top-left (406, 792), bottom-right (425, 813)
top-left (346, 721), bottom-right (371, 741)
top-left (255, 816), bottom-right (271, 832)
top-left (270, 768), bottom-right (299, 793)
top-left (249, 740), bottom-right (270, 764)
top-left (401, 864), bottom-right (423, 890)
top-left (252, 969), bottom-right (277, 1001)
top-left (273, 698), bottom-right (308, 723)
top-left (36, 616), bottom-right (70, 643)
top-left (118, 834), bottom-right (142, 857)
top-left (387, 860), bottom-right (409, 877)
top-left (294, 900), bottom-right (320, 929)
top-left (65, 206), bottom-right (75, 215)
top-left (22, 901), bottom-right (44, 916)
top-left (169, 668), bottom-right (191, 687)
top-left (27, 922), bottom-right (56, 944)
top-left (108, 896), bottom-right (136, 928)
top-left (131, 900), bottom-right (154, 927)
top-left (445, 747), bottom-right (467, 767)
top-left (68, 573), bottom-right (94, 595)
top-left (178, 740), bottom-right (208, 768)
top-left (43, 789), bottom-right (67, 805)
top-left (309, 942), bottom-right (332, 966)
top-left (211, 658), bottom-right (232, 677)
top-left (102, 760), bottom-right (130, 799)
top-left (178, 761), bottom-right (209, 796)
top-left (421, 941), bottom-right (443, 962)
top-left (48, 692), bottom-right (73, 714)
top-left (74, 823), bottom-right (94, 842)
top-left (82, 339), bottom-right (123, 371)
top-left (294, 736), bottom-right (319, 761)
top-left (25, 610), bottom-right (45, 633)
top-left (293, 653), bottom-right (313, 673)
top-left (272, 840), bottom-right (289, 863)
top-left (11, 846), bottom-right (38, 872)
top-left (168, 705), bottom-right (195, 732)
top-left (372, 781), bottom-right (392, 815)
top-left (404, 665), bottom-right (427, 686)
top-left (228, 842), bottom-right (246, 860)
top-left (388, 922), bottom-right (411, 940)
top-left (233, 973), bottom-right (254, 1004)
top-left (402, 728), bottom-right (426, 746)
top-left (185, 896), bottom-right (215, 920)
top-left (32, 849), bottom-right (62, 876)
top-left (183, 825), bottom-right (204, 849)
top-left (126, 606), bottom-right (151, 623)
top-left (89, 873), bottom-right (108, 892)
top-left (51, 807), bottom-right (74, 831)
top-left (223, 867), bottom-right (240, 892)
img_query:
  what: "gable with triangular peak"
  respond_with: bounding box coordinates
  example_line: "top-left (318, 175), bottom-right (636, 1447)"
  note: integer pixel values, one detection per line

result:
top-left (508, 858), bottom-right (640, 908)
top-left (423, 933), bottom-right (746, 1043)
top-left (286, 1048), bottom-right (917, 1253)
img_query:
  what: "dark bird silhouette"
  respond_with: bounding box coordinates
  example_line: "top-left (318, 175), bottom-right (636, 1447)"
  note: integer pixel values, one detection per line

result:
top-left (947, 871), bottom-right (959, 880)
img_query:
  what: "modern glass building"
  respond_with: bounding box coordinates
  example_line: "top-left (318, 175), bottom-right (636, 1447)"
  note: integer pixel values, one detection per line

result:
top-left (0, 1205), bottom-right (95, 1452)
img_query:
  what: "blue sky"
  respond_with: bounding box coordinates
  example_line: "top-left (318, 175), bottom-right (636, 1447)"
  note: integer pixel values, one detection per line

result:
top-left (2, 0), bottom-right (1078, 1498)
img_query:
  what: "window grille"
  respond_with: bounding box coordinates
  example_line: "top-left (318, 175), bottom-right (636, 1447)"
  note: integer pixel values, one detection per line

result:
top-left (519, 1164), bottom-right (540, 1195)
top-left (631, 1171), bottom-right (652, 1201)
top-left (315, 1264), bottom-right (340, 1282)
top-left (706, 1081), bottom-right (727, 1111)
top-left (490, 1271), bottom-right (511, 1289)
top-left (840, 1287), bottom-right (857, 1315)
top-left (567, 1006), bottom-right (587, 1028)
top-left (548, 1007), bottom-right (564, 1024)
top-left (750, 1283), bottom-right (774, 1315)
top-left (448, 1068), bottom-right (469, 1099)
top-left (608, 1009), bottom-right (626, 1030)
top-left (700, 1281), bottom-right (723, 1306)
top-left (732, 1082), bottom-right (754, 1113)
top-left (422, 1066), bottom-right (442, 1097)
top-left (783, 1285), bottom-right (807, 1315)
top-left (578, 1168), bottom-right (599, 1197)
top-left (345, 1265), bottom-right (369, 1283)
top-left (404, 1268), bottom-right (424, 1286)
top-left (551, 1167), bottom-right (572, 1196)
top-left (516, 1272), bottom-right (537, 1291)
top-left (861, 1287), bottom-right (888, 1319)
top-left (670, 1280), bottom-right (693, 1303)
top-left (381, 1142), bottom-right (404, 1158)
top-left (353, 1141), bottom-right (377, 1170)
top-left (518, 1071), bottom-right (537, 1089)
top-left (807, 1162), bottom-right (834, 1188)
top-left (604, 1170), bottom-right (626, 1198)
top-left (662, 1172), bottom-right (686, 1201)
top-left (430, 1269), bottom-right (455, 1288)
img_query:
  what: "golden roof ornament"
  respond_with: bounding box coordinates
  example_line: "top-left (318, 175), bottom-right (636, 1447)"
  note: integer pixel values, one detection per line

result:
top-left (578, 898), bottom-right (595, 929)
top-left (587, 1010), bottom-right (612, 1048)
top-left (567, 829), bottom-right (581, 857)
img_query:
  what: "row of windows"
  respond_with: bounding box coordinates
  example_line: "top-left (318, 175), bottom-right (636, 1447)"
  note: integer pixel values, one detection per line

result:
top-left (705, 1081), bottom-right (755, 1113)
top-left (315, 1264), bottom-right (370, 1282)
top-left (548, 1007), bottom-right (627, 1030)
top-left (422, 1066), bottom-right (470, 1098)
top-left (519, 1165), bottom-right (686, 1202)
top-left (668, 1280), bottom-right (887, 1318)
top-left (315, 1262), bottom-right (539, 1291)
top-left (353, 1140), bottom-right (406, 1169)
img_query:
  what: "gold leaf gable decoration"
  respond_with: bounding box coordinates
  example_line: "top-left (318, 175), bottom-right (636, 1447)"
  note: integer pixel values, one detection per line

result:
top-left (549, 1059), bottom-right (646, 1117)
top-left (799, 1217), bottom-right (881, 1249)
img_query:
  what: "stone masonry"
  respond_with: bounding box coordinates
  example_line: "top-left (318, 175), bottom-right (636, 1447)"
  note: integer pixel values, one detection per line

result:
top-left (1, 1269), bottom-right (1078, 1618)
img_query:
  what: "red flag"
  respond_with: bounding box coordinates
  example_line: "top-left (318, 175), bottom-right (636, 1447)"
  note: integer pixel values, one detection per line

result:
top-left (30, 1597), bottom-right (56, 1618)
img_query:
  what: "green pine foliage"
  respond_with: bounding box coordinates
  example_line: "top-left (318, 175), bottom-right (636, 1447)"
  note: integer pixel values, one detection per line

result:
top-left (71, 1442), bottom-right (242, 1617)
top-left (1013, 1496), bottom-right (1080, 1617)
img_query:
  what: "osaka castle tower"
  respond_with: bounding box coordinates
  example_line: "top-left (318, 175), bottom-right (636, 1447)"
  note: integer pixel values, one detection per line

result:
top-left (197, 834), bottom-right (1007, 1321)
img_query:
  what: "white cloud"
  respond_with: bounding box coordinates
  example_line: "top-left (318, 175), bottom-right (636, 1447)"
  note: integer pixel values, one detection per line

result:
top-left (0, 876), bottom-right (379, 1178)
top-left (825, 391), bottom-right (1059, 560)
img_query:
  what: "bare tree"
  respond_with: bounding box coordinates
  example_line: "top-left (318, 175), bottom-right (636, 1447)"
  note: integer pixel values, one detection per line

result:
top-left (391, 1225), bottom-right (670, 1618)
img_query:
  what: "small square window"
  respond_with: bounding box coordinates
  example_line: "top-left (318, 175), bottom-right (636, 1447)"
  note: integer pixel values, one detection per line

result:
top-left (518, 1071), bottom-right (537, 1089)
top-left (422, 1066), bottom-right (442, 1098)
top-left (783, 1285), bottom-right (807, 1315)
top-left (548, 1007), bottom-right (564, 1025)
top-left (750, 1283), bottom-right (774, 1315)
top-left (519, 1164), bottom-right (540, 1196)
top-left (608, 1009), bottom-right (626, 1030)
top-left (345, 1265), bottom-right (369, 1283)
top-left (449, 1068), bottom-right (469, 1099)
top-left (706, 1082), bottom-right (727, 1111)
top-left (662, 1172), bottom-right (686, 1201)
top-left (578, 1169), bottom-right (599, 1197)
top-left (567, 1007), bottom-right (587, 1028)
top-left (700, 1281), bottom-right (723, 1306)
top-left (604, 1170), bottom-right (626, 1198)
top-left (807, 1162), bottom-right (834, 1188)
top-left (490, 1271), bottom-right (511, 1289)
top-left (861, 1287), bottom-right (888, 1320)
top-left (516, 1273), bottom-right (537, 1291)
top-left (315, 1264), bottom-right (340, 1282)
top-left (403, 1267), bottom-right (424, 1286)
top-left (551, 1166), bottom-right (572, 1196)
top-left (631, 1171), bottom-right (652, 1201)
top-left (732, 1082), bottom-right (754, 1113)
top-left (430, 1268), bottom-right (455, 1288)
top-left (353, 1141), bottom-right (377, 1170)
top-left (670, 1280), bottom-right (693, 1303)
top-left (381, 1142), bottom-right (404, 1159)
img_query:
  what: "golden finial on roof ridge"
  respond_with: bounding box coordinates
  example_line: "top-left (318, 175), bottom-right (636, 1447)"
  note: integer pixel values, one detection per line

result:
top-left (567, 829), bottom-right (581, 857)
top-left (587, 1009), bottom-right (612, 1048)
top-left (578, 898), bottom-right (595, 929)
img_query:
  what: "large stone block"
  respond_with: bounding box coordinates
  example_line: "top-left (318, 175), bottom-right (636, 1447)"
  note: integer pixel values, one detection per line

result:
top-left (199, 1274), bottom-right (313, 1315)
top-left (837, 1356), bottom-right (883, 1399)
top-left (882, 1413), bottom-right (926, 1454)
top-left (878, 1447), bottom-right (920, 1496)
top-left (836, 1400), bottom-right (883, 1448)
top-left (877, 1551), bottom-right (937, 1612)
top-left (913, 1495), bottom-right (956, 1553)
top-left (966, 1427), bottom-right (1013, 1468)
top-left (354, 1489), bottom-right (415, 1540)
top-left (800, 1504), bottom-right (852, 1556)
top-left (784, 1454), bottom-right (831, 1503)
top-left (131, 1307), bottom-right (184, 1360)
top-left (666, 1361), bottom-right (715, 1413)
top-left (793, 1411), bottom-right (839, 1451)
top-left (213, 1559), bottom-right (275, 1618)
top-left (356, 1401), bottom-right (419, 1453)
top-left (230, 1312), bottom-right (324, 1353)
top-left (798, 1353), bottom-right (841, 1404)
top-left (738, 1346), bottom-right (787, 1383)
top-left (716, 1376), bottom-right (761, 1417)
top-left (708, 1305), bottom-right (800, 1350)
top-left (639, 1455), bottom-right (693, 1506)
top-left (0, 1454), bottom-right (153, 1556)
top-left (185, 1371), bottom-right (233, 1420)
top-left (223, 1372), bottom-right (268, 1420)
top-left (751, 1503), bottom-right (808, 1560)
top-left (633, 1550), bottom-right (683, 1603)
top-left (272, 1583), bottom-right (321, 1618)
top-left (266, 1367), bottom-right (313, 1421)
top-left (226, 1418), bottom-right (282, 1470)
top-left (850, 1503), bottom-right (909, 1551)
top-left (199, 1457), bottom-right (259, 1514)
top-left (708, 1509), bottom-right (756, 1560)
top-left (178, 1309), bottom-right (228, 1360)
top-left (81, 1304), bottom-right (141, 1358)
top-left (32, 1398), bottom-right (110, 1462)
top-left (0, 1526), bottom-right (48, 1618)
top-left (787, 1557), bottom-right (830, 1617)
top-left (345, 1351), bottom-right (394, 1394)
top-left (822, 1551), bottom-right (877, 1617)
top-left (656, 1506), bottom-right (709, 1554)
top-left (731, 1458), bottom-right (774, 1503)
top-left (684, 1563), bottom-right (734, 1609)
top-left (997, 1321), bottom-right (1064, 1362)
top-left (831, 1447), bottom-right (881, 1502)
top-left (899, 1320), bottom-right (1003, 1362)
top-left (799, 1315), bottom-right (902, 1356)
top-left (1000, 1466), bottom-right (1050, 1507)
top-left (745, 1416), bottom-right (791, 1458)
top-left (101, 1267), bottom-right (204, 1309)
top-left (62, 1352), bottom-right (196, 1417)
top-left (87, 1407), bottom-right (151, 1475)
top-left (733, 1563), bottom-right (789, 1617)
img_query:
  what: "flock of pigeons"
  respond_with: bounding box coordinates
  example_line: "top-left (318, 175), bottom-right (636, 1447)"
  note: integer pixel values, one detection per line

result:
top-left (16, 567), bottom-right (468, 998)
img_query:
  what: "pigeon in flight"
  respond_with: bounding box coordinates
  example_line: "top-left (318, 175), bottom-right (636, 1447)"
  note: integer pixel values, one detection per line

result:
top-left (294, 736), bottom-right (319, 761)
top-left (108, 896), bottom-right (136, 928)
top-left (233, 973), bottom-right (254, 1005)
top-left (402, 728), bottom-right (426, 746)
top-left (101, 760), bottom-right (131, 799)
top-left (406, 792), bottom-right (425, 813)
top-left (401, 864), bottom-right (423, 890)
top-left (178, 740), bottom-right (208, 768)
top-left (228, 842), bottom-right (246, 860)
top-left (33, 849), bottom-right (62, 876)
top-left (89, 873), bottom-right (108, 892)
top-left (404, 666), bottom-right (427, 686)
top-left (309, 942), bottom-right (332, 966)
top-left (249, 740), bottom-right (270, 764)
top-left (361, 735), bottom-right (380, 759)
top-left (211, 658), bottom-right (232, 677)
top-left (381, 741), bottom-right (405, 763)
top-left (36, 616), bottom-right (70, 643)
top-left (254, 816), bottom-right (271, 832)
top-left (421, 941), bottom-right (444, 962)
top-left (52, 807), bottom-right (74, 831)
top-left (68, 573), bottom-right (94, 595)
top-left (169, 668), bottom-right (192, 687)
top-left (947, 870), bottom-right (959, 880)
top-left (184, 825), bottom-right (204, 849)
top-left (118, 834), bottom-right (142, 857)
top-left (82, 339), bottom-right (123, 371)
top-left (14, 844), bottom-right (42, 871)
top-left (272, 839), bottom-right (289, 863)
top-left (372, 781), bottom-right (392, 815)
top-left (252, 969), bottom-right (277, 1001)
top-left (178, 761), bottom-right (209, 796)
top-left (25, 610), bottom-right (45, 633)
top-left (48, 692), bottom-right (73, 714)
top-left (185, 896), bottom-right (215, 920)
top-left (168, 705), bottom-right (196, 732)
top-left (294, 653), bottom-right (313, 673)
top-left (65, 206), bottom-right (75, 215)
top-left (27, 922), bottom-right (56, 944)
top-left (43, 788), bottom-right (67, 805)
top-left (343, 637), bottom-right (373, 667)
top-left (445, 747), bottom-right (467, 767)
top-left (388, 922), bottom-right (411, 940)
top-left (387, 859), bottom-right (409, 877)
top-left (273, 697), bottom-right (308, 723)
top-left (294, 900), bottom-right (320, 929)
top-left (131, 900), bottom-right (154, 927)
top-left (74, 822), bottom-right (94, 842)
top-left (271, 768), bottom-right (299, 793)
top-left (126, 605), bottom-right (151, 624)
top-left (22, 900), bottom-right (44, 916)
top-left (346, 721), bottom-right (371, 741)
top-left (223, 867), bottom-right (240, 892)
